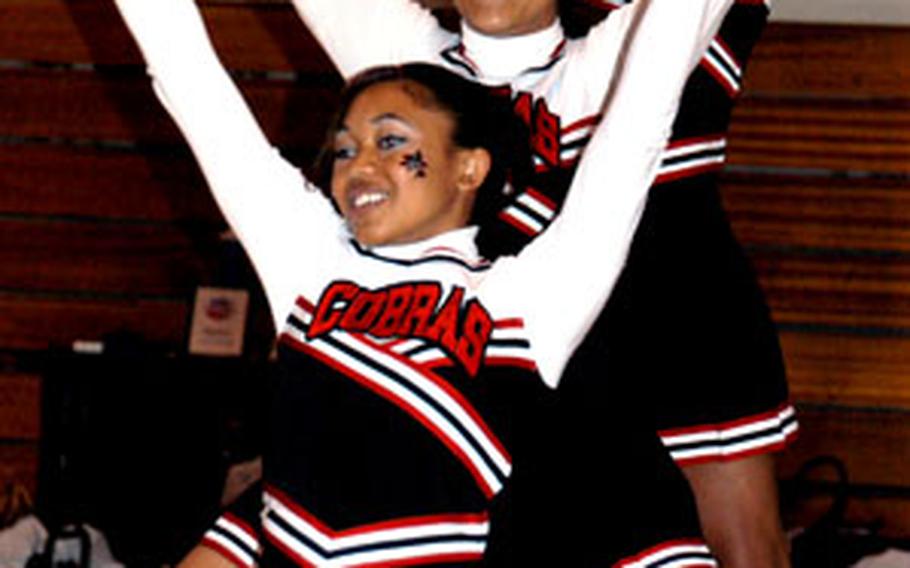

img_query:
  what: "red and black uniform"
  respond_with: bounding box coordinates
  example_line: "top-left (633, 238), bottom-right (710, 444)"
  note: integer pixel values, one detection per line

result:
top-left (115, 0), bottom-right (751, 564)
top-left (290, 0), bottom-right (797, 563)
top-left (293, 0), bottom-right (797, 471)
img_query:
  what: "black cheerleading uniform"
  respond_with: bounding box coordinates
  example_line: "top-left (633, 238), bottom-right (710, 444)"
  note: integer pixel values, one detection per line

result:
top-left (114, 0), bottom-right (731, 565)
top-left (292, 0), bottom-right (797, 469)
top-left (291, 1), bottom-right (797, 564)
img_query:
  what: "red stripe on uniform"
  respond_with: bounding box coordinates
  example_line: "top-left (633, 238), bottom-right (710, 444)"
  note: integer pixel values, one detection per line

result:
top-left (525, 187), bottom-right (558, 211)
top-left (498, 209), bottom-right (539, 236)
top-left (701, 56), bottom-right (739, 97)
top-left (279, 333), bottom-right (500, 498)
top-left (201, 538), bottom-right (255, 568)
top-left (357, 552), bottom-right (485, 568)
top-left (484, 357), bottom-right (538, 372)
top-left (296, 296), bottom-right (316, 313)
top-left (355, 332), bottom-right (513, 466)
top-left (222, 512), bottom-right (258, 542)
top-left (561, 114), bottom-right (601, 135)
top-left (420, 358), bottom-right (452, 371)
top-left (580, 0), bottom-right (624, 11)
top-left (654, 161), bottom-right (724, 185)
top-left (713, 36), bottom-right (740, 73)
top-left (665, 133), bottom-right (725, 151)
top-left (262, 528), bottom-right (318, 568)
top-left (494, 318), bottom-right (525, 329)
top-left (456, 44), bottom-right (480, 72)
top-left (673, 428), bottom-right (799, 468)
top-left (657, 403), bottom-right (794, 439)
top-left (615, 538), bottom-right (712, 567)
top-left (548, 39), bottom-right (567, 60)
top-left (266, 485), bottom-right (488, 537)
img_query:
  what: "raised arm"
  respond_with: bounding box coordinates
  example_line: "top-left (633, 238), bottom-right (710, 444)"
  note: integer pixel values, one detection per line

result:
top-left (289, 0), bottom-right (453, 79)
top-left (564, 0), bottom-right (747, 122)
top-left (113, 0), bottom-right (342, 327)
top-left (487, 0), bottom-right (735, 387)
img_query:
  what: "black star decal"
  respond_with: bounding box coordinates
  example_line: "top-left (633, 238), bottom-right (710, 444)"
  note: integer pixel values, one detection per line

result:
top-left (401, 151), bottom-right (428, 178)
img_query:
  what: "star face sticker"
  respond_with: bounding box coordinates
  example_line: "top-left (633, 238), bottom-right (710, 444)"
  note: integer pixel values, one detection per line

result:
top-left (401, 151), bottom-right (428, 178)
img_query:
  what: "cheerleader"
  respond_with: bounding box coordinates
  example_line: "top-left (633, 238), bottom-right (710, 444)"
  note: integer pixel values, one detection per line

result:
top-left (291, 0), bottom-right (796, 565)
top-left (113, 0), bottom-right (731, 565)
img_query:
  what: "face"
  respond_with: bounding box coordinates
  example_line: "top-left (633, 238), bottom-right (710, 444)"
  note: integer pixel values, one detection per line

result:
top-left (331, 81), bottom-right (483, 247)
top-left (454, 0), bottom-right (558, 37)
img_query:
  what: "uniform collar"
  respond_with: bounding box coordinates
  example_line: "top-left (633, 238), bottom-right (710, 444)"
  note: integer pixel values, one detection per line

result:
top-left (458, 18), bottom-right (566, 81)
top-left (361, 226), bottom-right (486, 266)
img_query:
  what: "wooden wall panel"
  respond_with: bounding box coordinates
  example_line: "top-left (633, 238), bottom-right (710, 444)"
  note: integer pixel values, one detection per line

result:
top-left (722, 175), bottom-right (910, 252)
top-left (0, 70), bottom-right (338, 148)
top-left (7, 74), bottom-right (905, 177)
top-left (0, 145), bottom-right (219, 222)
top-left (0, 0), bottom-right (333, 72)
top-left (729, 97), bottom-right (910, 174)
top-left (0, 219), bottom-right (216, 295)
top-left (6, 3), bottom-right (907, 99)
top-left (755, 254), bottom-right (910, 331)
top-left (746, 24), bottom-right (910, 99)
top-left (0, 374), bottom-right (41, 441)
top-left (780, 333), bottom-right (910, 408)
top-left (0, 295), bottom-right (190, 351)
top-left (0, 69), bottom-right (179, 142)
top-left (0, 0), bottom-right (140, 65)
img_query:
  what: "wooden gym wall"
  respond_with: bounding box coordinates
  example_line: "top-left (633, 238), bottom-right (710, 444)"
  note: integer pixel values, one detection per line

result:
top-left (0, 0), bottom-right (908, 535)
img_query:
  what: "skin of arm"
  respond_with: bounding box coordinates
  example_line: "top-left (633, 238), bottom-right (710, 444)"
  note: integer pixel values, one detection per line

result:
top-left (177, 546), bottom-right (241, 568)
top-left (686, 455), bottom-right (792, 567)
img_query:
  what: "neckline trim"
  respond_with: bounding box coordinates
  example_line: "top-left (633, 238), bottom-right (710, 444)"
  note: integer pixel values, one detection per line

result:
top-left (456, 19), bottom-right (566, 80)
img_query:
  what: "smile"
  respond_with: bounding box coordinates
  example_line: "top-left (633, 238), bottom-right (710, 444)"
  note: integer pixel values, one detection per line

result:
top-left (352, 191), bottom-right (389, 209)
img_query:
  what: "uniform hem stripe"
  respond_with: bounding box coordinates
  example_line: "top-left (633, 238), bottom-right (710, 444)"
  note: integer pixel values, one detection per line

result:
top-left (615, 538), bottom-right (717, 568)
top-left (660, 404), bottom-right (799, 465)
top-left (262, 487), bottom-right (487, 567)
top-left (201, 536), bottom-right (257, 568)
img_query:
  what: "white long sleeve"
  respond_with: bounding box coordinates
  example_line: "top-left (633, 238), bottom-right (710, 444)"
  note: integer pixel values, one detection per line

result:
top-left (483, 0), bottom-right (735, 387)
top-left (289, 0), bottom-right (453, 79)
top-left (114, 0), bottom-right (344, 328)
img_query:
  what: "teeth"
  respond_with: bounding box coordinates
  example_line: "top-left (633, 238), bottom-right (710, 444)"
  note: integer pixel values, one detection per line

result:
top-left (352, 192), bottom-right (387, 208)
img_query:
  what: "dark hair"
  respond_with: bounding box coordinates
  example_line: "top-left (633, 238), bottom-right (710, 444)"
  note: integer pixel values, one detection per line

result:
top-left (314, 63), bottom-right (531, 229)
top-left (559, 0), bottom-right (612, 38)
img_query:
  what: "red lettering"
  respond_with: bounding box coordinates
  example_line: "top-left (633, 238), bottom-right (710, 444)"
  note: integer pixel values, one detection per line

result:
top-left (532, 98), bottom-right (560, 167)
top-left (400, 283), bottom-right (441, 337)
top-left (370, 285), bottom-right (414, 337)
top-left (424, 287), bottom-right (464, 354)
top-left (512, 91), bottom-right (533, 127)
top-left (308, 282), bottom-right (493, 377)
top-left (456, 301), bottom-right (493, 377)
top-left (340, 289), bottom-right (387, 332)
top-left (308, 282), bottom-right (357, 339)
